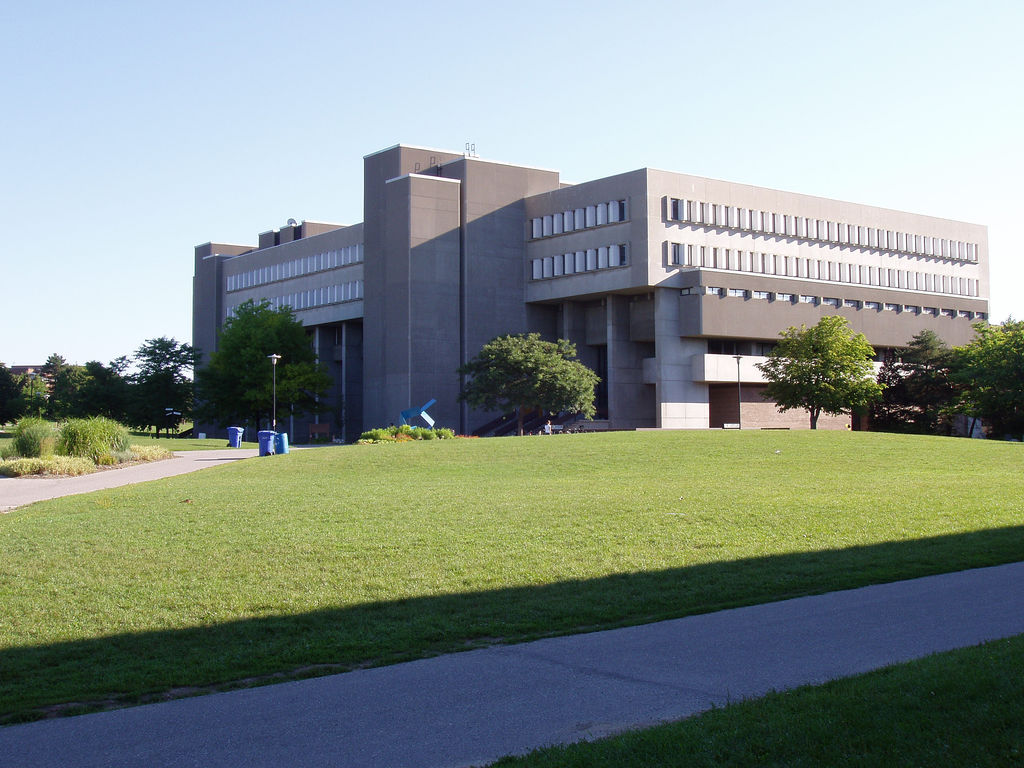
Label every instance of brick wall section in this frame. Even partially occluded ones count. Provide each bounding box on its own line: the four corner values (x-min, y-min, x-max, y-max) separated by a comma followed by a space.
710, 384, 852, 430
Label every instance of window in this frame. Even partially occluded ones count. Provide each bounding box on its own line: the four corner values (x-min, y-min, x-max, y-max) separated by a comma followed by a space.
885, 303, 900, 312
822, 297, 840, 307
775, 292, 795, 302
903, 305, 920, 314
728, 288, 747, 298
923, 306, 938, 316
864, 301, 881, 310
958, 310, 972, 318
706, 286, 723, 295
799, 294, 818, 304
941, 308, 955, 317
843, 299, 860, 308
753, 290, 771, 300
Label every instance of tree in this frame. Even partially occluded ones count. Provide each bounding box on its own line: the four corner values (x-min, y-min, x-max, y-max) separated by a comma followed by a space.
0, 364, 23, 425
48, 365, 89, 419
872, 330, 956, 434
128, 337, 199, 436
195, 300, 331, 430
951, 319, 1024, 439
458, 333, 600, 435
756, 316, 882, 429
76, 360, 132, 423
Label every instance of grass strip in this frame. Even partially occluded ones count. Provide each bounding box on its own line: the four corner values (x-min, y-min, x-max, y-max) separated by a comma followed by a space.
493, 633, 1024, 767
1, 431, 1022, 721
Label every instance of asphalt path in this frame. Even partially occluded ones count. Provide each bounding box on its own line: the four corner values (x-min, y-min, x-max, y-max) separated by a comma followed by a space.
0, 449, 259, 512
2, 561, 1022, 768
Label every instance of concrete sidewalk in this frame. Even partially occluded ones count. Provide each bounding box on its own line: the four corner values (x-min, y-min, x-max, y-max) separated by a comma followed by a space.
2, 561, 1022, 768
0, 449, 259, 512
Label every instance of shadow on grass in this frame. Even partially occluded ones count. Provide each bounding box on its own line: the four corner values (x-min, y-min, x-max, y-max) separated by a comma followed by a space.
3, 526, 1023, 723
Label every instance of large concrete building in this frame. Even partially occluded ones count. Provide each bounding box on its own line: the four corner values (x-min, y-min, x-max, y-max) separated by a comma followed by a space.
193, 143, 989, 439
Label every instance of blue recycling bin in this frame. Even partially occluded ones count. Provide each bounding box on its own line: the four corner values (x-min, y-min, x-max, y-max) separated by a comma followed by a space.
257, 430, 276, 457
227, 426, 243, 448
274, 431, 289, 455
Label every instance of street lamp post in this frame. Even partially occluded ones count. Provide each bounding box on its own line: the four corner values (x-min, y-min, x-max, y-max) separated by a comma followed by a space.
732, 354, 742, 430
268, 354, 282, 430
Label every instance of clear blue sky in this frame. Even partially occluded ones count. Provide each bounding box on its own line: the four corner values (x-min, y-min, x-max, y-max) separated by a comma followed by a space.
2, 0, 1021, 366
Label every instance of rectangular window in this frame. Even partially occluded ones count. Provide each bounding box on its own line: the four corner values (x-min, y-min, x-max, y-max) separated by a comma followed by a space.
596, 202, 608, 226
753, 290, 771, 300
585, 206, 597, 227
543, 257, 554, 278
885, 303, 899, 311
586, 249, 598, 270
574, 208, 585, 229
542, 215, 553, 237
843, 299, 860, 308
864, 301, 880, 310
799, 295, 817, 304
552, 214, 563, 235
564, 253, 575, 274
553, 254, 563, 276
706, 286, 723, 295
823, 297, 840, 307
598, 246, 609, 269
904, 305, 920, 314
563, 211, 574, 232
739, 207, 750, 229
776, 292, 794, 302
575, 251, 586, 272
728, 288, 747, 298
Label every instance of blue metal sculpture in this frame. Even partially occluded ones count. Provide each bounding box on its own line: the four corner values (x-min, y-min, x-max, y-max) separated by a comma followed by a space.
400, 398, 437, 428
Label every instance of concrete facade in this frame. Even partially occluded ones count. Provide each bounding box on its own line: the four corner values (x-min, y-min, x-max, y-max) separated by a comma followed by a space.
193, 144, 989, 439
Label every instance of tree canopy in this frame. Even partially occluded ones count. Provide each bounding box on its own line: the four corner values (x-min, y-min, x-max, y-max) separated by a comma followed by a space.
128, 337, 198, 435
951, 319, 1024, 439
195, 299, 331, 429
757, 316, 882, 429
458, 333, 600, 435
872, 330, 956, 434
0, 364, 22, 425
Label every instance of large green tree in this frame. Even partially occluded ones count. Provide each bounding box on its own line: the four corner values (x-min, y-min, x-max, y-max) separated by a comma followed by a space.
757, 316, 882, 429
196, 300, 331, 430
0, 364, 23, 425
873, 330, 956, 434
951, 319, 1024, 439
129, 337, 198, 436
458, 333, 600, 435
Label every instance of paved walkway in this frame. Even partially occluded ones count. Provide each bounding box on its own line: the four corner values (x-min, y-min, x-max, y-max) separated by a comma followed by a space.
2, 561, 1022, 768
0, 449, 259, 512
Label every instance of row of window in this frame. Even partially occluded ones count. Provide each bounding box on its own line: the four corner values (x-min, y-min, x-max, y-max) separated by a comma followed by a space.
667, 197, 978, 264
690, 285, 985, 320
226, 244, 365, 292
531, 244, 629, 280
225, 280, 364, 318
529, 199, 628, 239
670, 242, 979, 297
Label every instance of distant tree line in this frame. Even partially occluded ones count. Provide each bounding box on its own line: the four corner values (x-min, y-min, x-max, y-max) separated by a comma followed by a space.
0, 337, 196, 436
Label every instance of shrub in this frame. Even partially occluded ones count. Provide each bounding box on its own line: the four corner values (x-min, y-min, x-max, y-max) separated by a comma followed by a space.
0, 456, 95, 477
57, 417, 131, 462
357, 425, 457, 443
9, 417, 56, 459
129, 445, 173, 462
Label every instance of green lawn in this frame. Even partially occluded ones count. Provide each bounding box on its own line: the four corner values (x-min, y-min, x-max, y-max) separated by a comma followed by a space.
0, 430, 1022, 722
494, 634, 1024, 767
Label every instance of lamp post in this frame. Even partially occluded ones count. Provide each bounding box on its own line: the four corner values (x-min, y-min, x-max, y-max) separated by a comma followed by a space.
732, 354, 742, 430
268, 354, 281, 430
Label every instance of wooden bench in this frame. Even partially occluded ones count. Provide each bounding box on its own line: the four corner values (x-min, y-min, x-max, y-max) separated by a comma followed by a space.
308, 423, 332, 443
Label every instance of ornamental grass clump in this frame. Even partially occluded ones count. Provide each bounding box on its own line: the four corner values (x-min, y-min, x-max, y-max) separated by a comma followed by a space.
0, 456, 95, 477
6, 417, 57, 459
57, 417, 131, 463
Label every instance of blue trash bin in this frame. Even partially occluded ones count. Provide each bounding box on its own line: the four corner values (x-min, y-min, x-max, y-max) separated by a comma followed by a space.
274, 432, 289, 455
257, 430, 276, 457
227, 426, 243, 448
